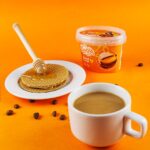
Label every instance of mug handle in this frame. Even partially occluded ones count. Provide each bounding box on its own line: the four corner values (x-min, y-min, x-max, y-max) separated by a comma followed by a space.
124, 112, 147, 138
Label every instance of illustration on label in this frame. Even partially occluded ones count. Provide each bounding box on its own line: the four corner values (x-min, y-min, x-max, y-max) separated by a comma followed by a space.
98, 51, 117, 69
80, 44, 95, 57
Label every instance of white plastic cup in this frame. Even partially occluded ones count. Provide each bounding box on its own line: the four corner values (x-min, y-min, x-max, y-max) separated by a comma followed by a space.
76, 26, 126, 73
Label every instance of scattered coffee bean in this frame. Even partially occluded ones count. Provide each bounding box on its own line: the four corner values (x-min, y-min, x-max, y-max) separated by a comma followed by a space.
33, 112, 40, 119
115, 83, 119, 85
59, 114, 66, 120
29, 99, 36, 103
52, 111, 57, 117
51, 99, 57, 105
14, 104, 20, 109
137, 63, 143, 67
6, 110, 14, 116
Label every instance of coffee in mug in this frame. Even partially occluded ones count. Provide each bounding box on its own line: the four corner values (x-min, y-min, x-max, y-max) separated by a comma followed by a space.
74, 92, 125, 114
68, 83, 148, 147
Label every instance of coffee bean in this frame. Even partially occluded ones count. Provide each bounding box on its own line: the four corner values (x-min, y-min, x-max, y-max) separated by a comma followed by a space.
106, 31, 113, 35
51, 99, 57, 105
14, 104, 20, 109
52, 111, 57, 117
33, 112, 40, 119
105, 32, 113, 37
29, 99, 36, 103
99, 34, 106, 37
59, 114, 66, 120
137, 63, 143, 67
6, 110, 14, 116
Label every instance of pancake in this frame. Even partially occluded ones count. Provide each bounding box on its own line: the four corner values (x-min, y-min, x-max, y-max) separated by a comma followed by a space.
19, 64, 69, 92
18, 78, 68, 93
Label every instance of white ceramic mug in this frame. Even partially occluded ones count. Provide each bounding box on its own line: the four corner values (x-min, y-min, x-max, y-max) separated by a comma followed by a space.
68, 83, 148, 147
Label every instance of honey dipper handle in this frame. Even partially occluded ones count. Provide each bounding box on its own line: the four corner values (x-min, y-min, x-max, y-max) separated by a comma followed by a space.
12, 23, 37, 61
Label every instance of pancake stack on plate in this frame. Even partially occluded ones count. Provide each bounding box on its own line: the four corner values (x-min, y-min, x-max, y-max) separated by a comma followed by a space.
18, 64, 69, 93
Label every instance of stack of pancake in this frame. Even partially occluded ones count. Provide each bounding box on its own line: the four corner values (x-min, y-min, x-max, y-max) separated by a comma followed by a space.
18, 64, 69, 93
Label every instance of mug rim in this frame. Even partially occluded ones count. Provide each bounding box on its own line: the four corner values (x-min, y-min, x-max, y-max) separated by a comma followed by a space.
68, 82, 131, 117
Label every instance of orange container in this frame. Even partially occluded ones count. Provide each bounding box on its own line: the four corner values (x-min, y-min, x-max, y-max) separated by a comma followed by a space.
76, 26, 126, 73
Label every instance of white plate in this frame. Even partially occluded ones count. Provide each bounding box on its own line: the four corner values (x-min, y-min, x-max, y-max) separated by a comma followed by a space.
5, 60, 86, 100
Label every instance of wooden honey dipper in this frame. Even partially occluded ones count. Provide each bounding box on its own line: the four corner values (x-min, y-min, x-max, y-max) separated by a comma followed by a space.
13, 23, 47, 74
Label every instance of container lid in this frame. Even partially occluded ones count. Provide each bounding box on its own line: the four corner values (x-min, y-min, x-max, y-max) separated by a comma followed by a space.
76, 26, 126, 46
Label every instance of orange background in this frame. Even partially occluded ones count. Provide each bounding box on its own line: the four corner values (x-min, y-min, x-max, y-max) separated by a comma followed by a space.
0, 0, 150, 149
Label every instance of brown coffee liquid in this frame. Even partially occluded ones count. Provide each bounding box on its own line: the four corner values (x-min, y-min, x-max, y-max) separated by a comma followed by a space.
74, 92, 125, 114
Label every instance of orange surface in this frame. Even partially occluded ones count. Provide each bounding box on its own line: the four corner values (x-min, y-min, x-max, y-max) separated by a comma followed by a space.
0, 0, 150, 150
